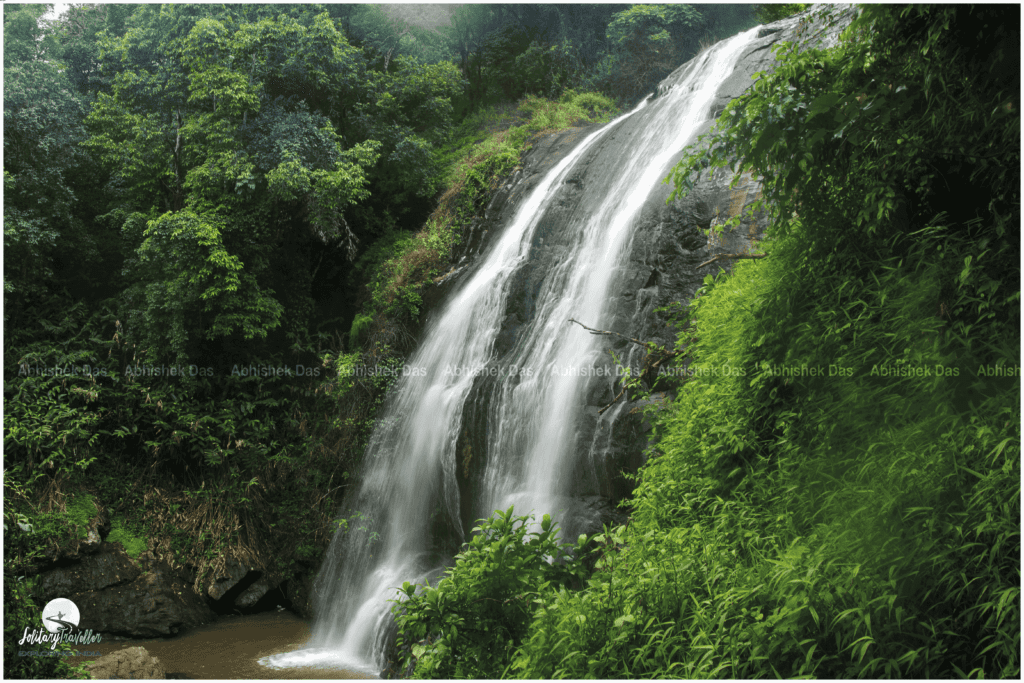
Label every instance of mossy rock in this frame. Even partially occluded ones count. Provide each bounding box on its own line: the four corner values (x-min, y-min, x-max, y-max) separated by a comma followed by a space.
106, 517, 147, 559
65, 493, 98, 539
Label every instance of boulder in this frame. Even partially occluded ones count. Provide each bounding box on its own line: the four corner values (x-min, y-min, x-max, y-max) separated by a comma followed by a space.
283, 571, 316, 620
205, 558, 250, 601
234, 576, 273, 608
71, 559, 214, 637
87, 646, 165, 680
37, 542, 140, 605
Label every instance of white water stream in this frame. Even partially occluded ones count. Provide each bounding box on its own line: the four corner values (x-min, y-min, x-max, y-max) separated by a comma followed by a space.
263, 26, 760, 675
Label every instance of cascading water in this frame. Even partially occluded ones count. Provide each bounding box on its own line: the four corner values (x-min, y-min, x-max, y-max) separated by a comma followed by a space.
263, 25, 760, 675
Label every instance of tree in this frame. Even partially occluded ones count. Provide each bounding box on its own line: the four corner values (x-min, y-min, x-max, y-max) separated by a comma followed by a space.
599, 4, 704, 102
753, 4, 808, 25
443, 4, 499, 108
3, 3, 54, 67
349, 58, 462, 214
51, 3, 134, 98
86, 8, 381, 365
3, 3, 99, 326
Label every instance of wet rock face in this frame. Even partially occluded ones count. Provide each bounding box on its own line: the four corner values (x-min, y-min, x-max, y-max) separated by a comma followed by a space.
87, 645, 166, 680
421, 126, 601, 319
35, 541, 212, 637
71, 556, 214, 637
34, 535, 305, 637
36, 542, 141, 605
283, 572, 316, 620
436, 7, 854, 531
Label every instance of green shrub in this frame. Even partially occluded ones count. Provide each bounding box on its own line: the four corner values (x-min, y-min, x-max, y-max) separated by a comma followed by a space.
348, 313, 374, 350
393, 507, 591, 679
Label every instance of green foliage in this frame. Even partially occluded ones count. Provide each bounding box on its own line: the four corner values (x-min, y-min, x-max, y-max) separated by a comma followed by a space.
393, 507, 591, 678
124, 210, 285, 367
82, 7, 385, 367
50, 3, 133, 97
350, 58, 463, 214
2, 3, 56, 68
65, 494, 98, 538
598, 4, 706, 102
3, 480, 90, 680
348, 314, 374, 351
606, 5, 703, 47
753, 4, 809, 25
3, 17, 93, 312
502, 5, 1020, 679
440, 5, 630, 112
3, 293, 359, 589
106, 516, 147, 558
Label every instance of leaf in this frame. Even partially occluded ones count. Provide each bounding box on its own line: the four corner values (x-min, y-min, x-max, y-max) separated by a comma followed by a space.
808, 92, 842, 115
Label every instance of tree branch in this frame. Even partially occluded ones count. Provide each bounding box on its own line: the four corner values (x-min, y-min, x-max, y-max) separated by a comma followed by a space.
598, 385, 629, 416
567, 318, 649, 348
569, 318, 690, 416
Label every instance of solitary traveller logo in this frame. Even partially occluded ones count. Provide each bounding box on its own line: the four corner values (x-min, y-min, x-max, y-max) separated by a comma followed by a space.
18, 598, 102, 650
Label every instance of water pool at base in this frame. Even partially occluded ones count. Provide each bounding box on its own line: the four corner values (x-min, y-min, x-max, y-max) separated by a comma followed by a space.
68, 612, 374, 679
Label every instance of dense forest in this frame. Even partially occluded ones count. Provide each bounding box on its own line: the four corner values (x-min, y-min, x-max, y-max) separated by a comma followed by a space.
4, 2, 1019, 680
3, 3, 762, 678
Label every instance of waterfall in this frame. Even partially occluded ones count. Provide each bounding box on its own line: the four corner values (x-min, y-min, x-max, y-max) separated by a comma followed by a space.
263, 25, 760, 675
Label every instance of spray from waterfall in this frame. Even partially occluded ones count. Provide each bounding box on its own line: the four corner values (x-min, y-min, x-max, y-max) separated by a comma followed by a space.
262, 25, 761, 675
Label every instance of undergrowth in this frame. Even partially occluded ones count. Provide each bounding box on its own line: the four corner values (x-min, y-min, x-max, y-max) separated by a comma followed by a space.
362, 91, 618, 324
3, 298, 359, 600
511, 221, 1019, 678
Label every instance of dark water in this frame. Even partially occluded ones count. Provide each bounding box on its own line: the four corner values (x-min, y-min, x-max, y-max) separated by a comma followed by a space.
69, 612, 372, 679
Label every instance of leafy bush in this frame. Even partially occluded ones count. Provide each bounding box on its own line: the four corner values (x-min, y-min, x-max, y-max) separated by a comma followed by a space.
3, 479, 90, 680
393, 507, 591, 678
348, 313, 374, 350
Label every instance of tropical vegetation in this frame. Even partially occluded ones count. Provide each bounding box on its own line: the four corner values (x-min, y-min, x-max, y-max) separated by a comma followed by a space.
5, 3, 1017, 679
3, 4, 758, 678
392, 4, 1019, 678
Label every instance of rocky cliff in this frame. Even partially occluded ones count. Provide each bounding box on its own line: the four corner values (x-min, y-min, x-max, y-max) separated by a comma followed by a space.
420, 6, 856, 536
